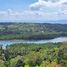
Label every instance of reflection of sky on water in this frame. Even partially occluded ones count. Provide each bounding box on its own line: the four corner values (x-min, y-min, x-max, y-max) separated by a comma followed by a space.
0, 37, 67, 47
49, 37, 67, 43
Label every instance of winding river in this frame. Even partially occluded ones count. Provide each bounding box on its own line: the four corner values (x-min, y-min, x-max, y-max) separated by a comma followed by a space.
0, 37, 67, 46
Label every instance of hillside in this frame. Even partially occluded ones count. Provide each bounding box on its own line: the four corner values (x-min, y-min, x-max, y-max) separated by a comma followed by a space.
0, 43, 67, 67
0, 23, 67, 40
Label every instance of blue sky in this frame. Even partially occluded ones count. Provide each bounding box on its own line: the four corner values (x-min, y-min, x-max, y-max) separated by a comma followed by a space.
0, 0, 67, 23
0, 0, 36, 11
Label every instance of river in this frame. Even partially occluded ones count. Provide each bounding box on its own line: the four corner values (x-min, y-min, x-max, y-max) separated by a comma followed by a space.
0, 37, 67, 46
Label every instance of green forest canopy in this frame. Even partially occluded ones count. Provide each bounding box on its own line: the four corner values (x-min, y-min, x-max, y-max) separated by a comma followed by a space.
0, 42, 67, 67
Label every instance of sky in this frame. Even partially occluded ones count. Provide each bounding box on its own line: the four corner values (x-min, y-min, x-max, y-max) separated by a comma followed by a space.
0, 0, 67, 23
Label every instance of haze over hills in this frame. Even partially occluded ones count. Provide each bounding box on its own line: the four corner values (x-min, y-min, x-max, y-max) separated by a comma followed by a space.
0, 20, 67, 24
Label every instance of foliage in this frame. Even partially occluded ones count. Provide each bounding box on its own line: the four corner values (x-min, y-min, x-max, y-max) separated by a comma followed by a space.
0, 43, 67, 67
0, 23, 67, 40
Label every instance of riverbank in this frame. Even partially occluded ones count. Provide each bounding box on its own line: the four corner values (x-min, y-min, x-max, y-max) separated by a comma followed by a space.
0, 32, 67, 40
0, 37, 67, 46
0, 23, 67, 40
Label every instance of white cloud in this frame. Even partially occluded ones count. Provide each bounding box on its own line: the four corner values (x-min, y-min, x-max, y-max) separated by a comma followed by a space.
0, 8, 67, 21
30, 0, 67, 11
0, 9, 23, 18
0, 0, 67, 21
28, 0, 67, 21
63, 10, 67, 15
0, 9, 41, 20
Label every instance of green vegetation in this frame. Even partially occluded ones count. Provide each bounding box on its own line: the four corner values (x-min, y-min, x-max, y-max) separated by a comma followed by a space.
0, 23, 67, 67
0, 23, 67, 40
0, 43, 67, 67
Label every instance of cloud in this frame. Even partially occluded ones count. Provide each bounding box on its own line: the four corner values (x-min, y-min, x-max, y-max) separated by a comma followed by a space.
0, 0, 67, 21
30, 0, 67, 11
0, 9, 41, 20
0, 8, 67, 21
29, 0, 67, 21
0, 9, 23, 18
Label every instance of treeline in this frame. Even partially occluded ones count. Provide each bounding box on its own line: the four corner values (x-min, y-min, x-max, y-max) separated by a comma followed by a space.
0, 23, 67, 40
0, 43, 67, 67
0, 32, 67, 40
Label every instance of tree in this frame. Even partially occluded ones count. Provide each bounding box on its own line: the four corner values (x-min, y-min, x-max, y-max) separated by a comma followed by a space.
15, 59, 25, 67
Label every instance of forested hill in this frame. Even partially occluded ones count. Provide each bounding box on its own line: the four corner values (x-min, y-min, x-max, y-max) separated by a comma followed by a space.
0, 23, 67, 40
0, 23, 67, 32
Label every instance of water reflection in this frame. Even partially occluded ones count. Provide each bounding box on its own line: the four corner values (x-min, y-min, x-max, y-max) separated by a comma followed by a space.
0, 37, 67, 46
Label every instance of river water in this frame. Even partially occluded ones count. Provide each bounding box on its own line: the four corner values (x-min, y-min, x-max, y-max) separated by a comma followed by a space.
0, 37, 67, 46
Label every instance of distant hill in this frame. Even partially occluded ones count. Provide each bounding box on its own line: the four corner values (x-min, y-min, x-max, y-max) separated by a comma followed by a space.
0, 23, 67, 40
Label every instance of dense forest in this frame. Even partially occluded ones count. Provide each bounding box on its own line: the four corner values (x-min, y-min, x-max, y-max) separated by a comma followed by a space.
0, 43, 67, 67
0, 23, 67, 40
